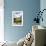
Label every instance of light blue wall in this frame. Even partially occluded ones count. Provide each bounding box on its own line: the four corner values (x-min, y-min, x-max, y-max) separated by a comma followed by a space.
40, 0, 46, 27
4, 0, 40, 42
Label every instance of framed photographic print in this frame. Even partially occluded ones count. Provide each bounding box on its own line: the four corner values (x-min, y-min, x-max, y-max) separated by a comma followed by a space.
12, 11, 23, 26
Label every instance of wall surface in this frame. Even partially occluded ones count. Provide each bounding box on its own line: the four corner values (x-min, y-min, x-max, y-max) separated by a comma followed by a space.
40, 0, 46, 27
4, 0, 40, 42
